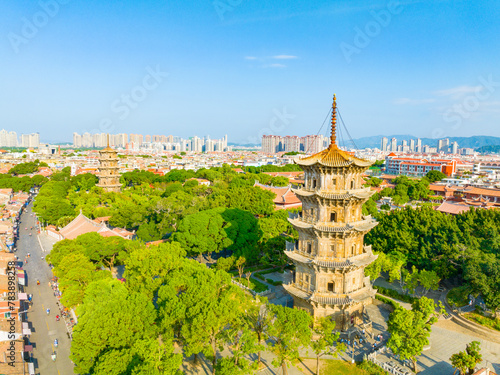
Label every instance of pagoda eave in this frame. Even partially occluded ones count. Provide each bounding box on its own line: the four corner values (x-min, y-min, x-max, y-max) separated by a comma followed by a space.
292, 187, 375, 200
283, 283, 312, 300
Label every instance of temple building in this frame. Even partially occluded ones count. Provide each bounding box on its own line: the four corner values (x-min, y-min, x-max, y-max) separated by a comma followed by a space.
283, 95, 378, 330
97, 141, 122, 193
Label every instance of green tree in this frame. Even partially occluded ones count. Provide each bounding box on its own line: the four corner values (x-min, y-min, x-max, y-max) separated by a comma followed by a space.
267, 304, 313, 375
180, 269, 245, 375
136, 221, 163, 242
54, 252, 111, 307
124, 242, 187, 298
71, 173, 99, 191
387, 297, 443, 373
450, 341, 482, 375
247, 298, 271, 364
311, 317, 345, 375
216, 256, 235, 272
172, 208, 233, 260
270, 176, 289, 187
9, 160, 41, 175
75, 232, 128, 271
425, 170, 446, 183
418, 269, 441, 296
71, 279, 181, 374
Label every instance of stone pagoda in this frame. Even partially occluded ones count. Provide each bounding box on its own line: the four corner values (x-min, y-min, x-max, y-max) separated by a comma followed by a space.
283, 95, 378, 330
97, 138, 122, 193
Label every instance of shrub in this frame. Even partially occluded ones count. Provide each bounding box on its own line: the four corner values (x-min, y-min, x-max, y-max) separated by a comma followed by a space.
357, 361, 389, 375
375, 295, 399, 310
374, 286, 416, 304
447, 285, 470, 308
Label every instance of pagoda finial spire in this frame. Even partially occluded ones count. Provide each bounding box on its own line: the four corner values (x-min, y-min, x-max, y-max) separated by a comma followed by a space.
107, 133, 110, 148
330, 94, 337, 147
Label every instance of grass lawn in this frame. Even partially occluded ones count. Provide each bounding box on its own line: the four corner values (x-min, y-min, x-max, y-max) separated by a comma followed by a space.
235, 277, 268, 293
464, 311, 500, 332
447, 285, 470, 308
294, 359, 388, 375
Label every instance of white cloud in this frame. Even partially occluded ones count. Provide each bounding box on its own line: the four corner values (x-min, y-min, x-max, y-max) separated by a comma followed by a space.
434, 85, 483, 99
268, 63, 286, 68
393, 97, 435, 105
272, 55, 298, 60
244, 56, 257, 60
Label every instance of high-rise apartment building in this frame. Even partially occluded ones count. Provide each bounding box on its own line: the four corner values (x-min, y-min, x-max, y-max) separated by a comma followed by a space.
438, 138, 450, 153
0, 130, 18, 147
284, 136, 301, 153
409, 139, 415, 152
73, 133, 82, 147
390, 138, 397, 152
21, 133, 40, 148
302, 135, 324, 154
262, 135, 283, 153
381, 137, 388, 151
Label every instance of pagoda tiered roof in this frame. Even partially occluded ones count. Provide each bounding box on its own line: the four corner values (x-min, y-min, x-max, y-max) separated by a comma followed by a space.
296, 143, 372, 168
292, 187, 374, 200
283, 283, 375, 306
288, 216, 378, 233
284, 245, 377, 270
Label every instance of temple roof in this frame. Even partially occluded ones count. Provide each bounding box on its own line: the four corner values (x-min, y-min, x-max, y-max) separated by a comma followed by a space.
296, 95, 372, 168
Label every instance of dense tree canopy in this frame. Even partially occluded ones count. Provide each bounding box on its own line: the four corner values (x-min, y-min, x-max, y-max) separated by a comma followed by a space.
8, 159, 47, 175
367, 206, 500, 313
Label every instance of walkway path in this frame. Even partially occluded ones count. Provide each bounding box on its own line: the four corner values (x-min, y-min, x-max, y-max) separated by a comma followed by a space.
371, 277, 500, 374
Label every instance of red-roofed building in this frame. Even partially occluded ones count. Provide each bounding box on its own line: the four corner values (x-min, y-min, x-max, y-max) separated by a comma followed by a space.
429, 184, 500, 207
436, 201, 471, 215
254, 182, 302, 210
54, 212, 135, 241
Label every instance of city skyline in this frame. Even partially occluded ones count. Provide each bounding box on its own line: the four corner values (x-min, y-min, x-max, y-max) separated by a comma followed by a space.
1, 1, 500, 143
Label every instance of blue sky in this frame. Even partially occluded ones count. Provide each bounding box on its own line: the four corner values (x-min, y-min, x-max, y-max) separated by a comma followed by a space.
1, 0, 499, 144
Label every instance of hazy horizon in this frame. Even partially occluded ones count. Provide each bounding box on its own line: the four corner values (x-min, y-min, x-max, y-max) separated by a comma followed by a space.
2, 1, 500, 144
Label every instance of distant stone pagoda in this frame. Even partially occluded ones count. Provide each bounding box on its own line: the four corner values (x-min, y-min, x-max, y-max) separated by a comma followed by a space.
283, 95, 378, 330
97, 139, 121, 193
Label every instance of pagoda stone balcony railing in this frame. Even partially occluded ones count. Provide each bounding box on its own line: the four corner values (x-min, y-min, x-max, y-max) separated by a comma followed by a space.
285, 245, 377, 270
288, 212, 377, 232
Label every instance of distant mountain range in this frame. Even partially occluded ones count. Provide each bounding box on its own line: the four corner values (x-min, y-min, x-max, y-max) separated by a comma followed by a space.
349, 135, 500, 150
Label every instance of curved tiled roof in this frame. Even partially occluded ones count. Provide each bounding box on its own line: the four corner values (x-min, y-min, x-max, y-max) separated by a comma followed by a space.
296, 144, 372, 168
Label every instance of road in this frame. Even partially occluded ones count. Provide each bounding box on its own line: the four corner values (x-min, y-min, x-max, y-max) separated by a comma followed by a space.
18, 203, 75, 374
